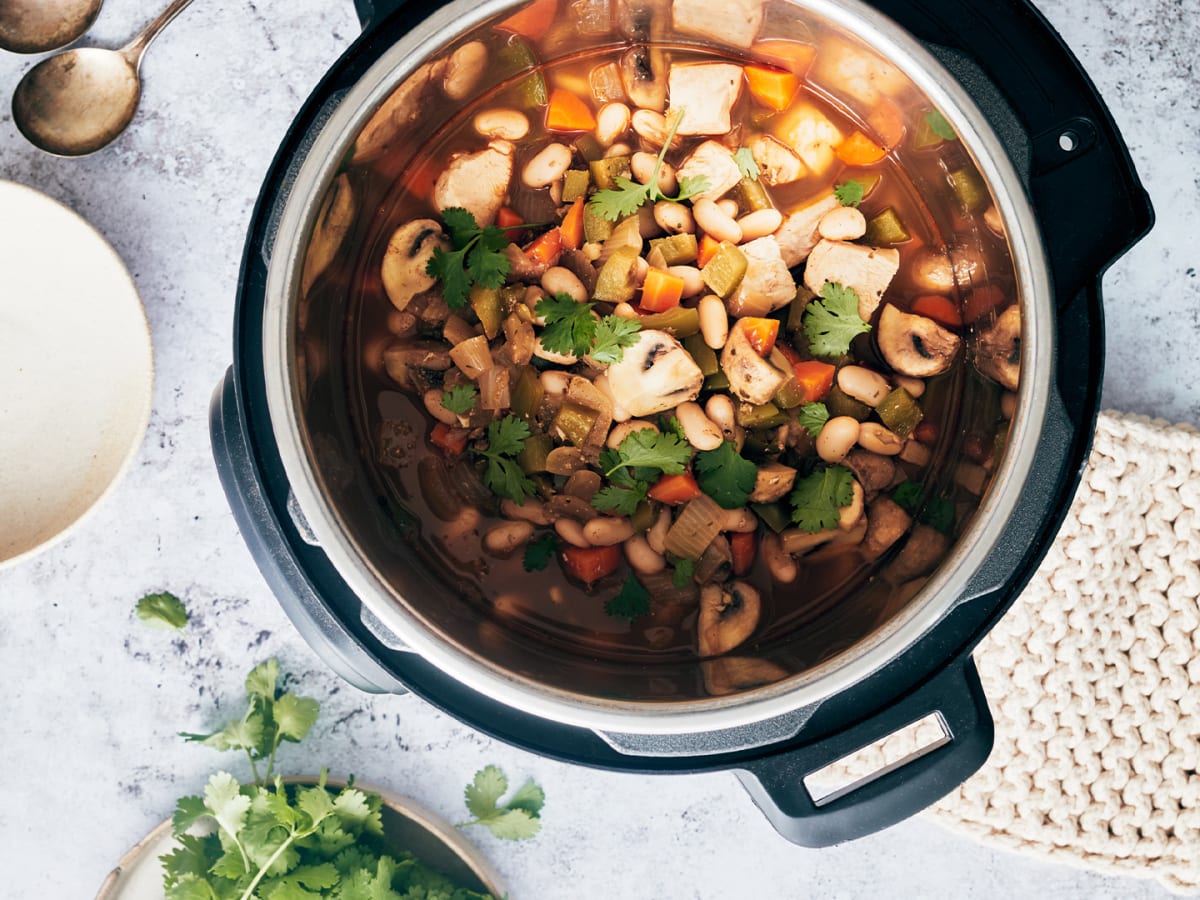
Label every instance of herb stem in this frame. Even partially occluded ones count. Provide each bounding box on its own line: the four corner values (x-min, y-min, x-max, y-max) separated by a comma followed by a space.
238, 829, 301, 900
245, 749, 262, 786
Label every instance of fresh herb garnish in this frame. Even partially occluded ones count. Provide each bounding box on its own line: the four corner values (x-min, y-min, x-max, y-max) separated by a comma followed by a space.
789, 465, 855, 532
605, 572, 651, 620
591, 481, 649, 516
734, 146, 760, 181
458, 765, 545, 841
796, 401, 830, 437
426, 207, 512, 310
477, 415, 537, 503
591, 314, 643, 364
523, 532, 557, 572
833, 179, 864, 207
893, 480, 955, 534
135, 591, 189, 630
588, 109, 711, 221
536, 294, 642, 363
694, 441, 757, 510
803, 282, 871, 359
441, 383, 478, 415
600, 428, 693, 484
672, 557, 696, 588
925, 110, 957, 141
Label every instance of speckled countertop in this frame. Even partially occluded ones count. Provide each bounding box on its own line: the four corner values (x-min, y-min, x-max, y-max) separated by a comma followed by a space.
1, 0, 1196, 897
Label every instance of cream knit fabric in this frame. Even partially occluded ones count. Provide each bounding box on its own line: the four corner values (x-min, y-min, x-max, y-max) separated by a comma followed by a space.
841, 411, 1200, 893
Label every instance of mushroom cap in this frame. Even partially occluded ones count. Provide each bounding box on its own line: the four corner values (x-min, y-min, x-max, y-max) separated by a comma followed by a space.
877, 303, 961, 377
381, 219, 448, 311
974, 304, 1021, 391
604, 329, 703, 417
698, 580, 762, 656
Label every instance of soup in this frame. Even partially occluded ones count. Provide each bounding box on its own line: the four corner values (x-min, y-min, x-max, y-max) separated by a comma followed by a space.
339, 0, 1020, 697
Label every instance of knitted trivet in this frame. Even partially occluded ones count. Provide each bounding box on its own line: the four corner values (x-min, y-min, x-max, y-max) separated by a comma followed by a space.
838, 411, 1200, 893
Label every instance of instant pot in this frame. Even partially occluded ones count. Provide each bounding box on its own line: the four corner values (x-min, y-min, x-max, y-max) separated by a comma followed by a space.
211, 0, 1152, 846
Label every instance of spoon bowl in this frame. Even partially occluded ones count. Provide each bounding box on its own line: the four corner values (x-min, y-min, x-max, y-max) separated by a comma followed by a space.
0, 0, 103, 54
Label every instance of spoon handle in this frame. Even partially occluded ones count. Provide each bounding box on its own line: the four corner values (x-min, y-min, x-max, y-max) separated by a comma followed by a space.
121, 0, 195, 67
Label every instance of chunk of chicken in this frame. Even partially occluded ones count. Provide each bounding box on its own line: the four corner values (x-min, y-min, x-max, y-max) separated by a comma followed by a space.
746, 134, 805, 186
433, 140, 513, 227
675, 140, 743, 202
775, 101, 844, 176
671, 0, 765, 49
604, 329, 703, 417
773, 194, 839, 267
668, 63, 744, 135
748, 462, 797, 503
727, 237, 796, 318
721, 320, 789, 405
353, 59, 447, 163
812, 36, 909, 107
803, 238, 901, 321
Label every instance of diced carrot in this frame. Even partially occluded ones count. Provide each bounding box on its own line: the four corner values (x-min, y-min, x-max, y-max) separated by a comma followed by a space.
697, 233, 721, 269
791, 360, 837, 403
546, 88, 597, 132
744, 64, 800, 113
836, 131, 888, 166
730, 531, 757, 576
497, 206, 529, 244
430, 423, 468, 456
962, 284, 1007, 324
561, 545, 623, 586
647, 473, 703, 505
524, 227, 562, 268
496, 0, 558, 40
751, 40, 817, 76
639, 268, 685, 313
867, 101, 907, 150
911, 294, 963, 328
559, 197, 585, 251
738, 317, 780, 357
400, 155, 441, 201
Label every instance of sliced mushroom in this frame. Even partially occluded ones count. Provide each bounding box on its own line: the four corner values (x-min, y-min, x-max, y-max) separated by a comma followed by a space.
803, 239, 900, 321
842, 449, 897, 496
433, 140, 514, 227
563, 470, 603, 501
746, 134, 805, 186
545, 446, 597, 477
749, 462, 797, 503
727, 236, 796, 318
703, 657, 789, 696
547, 494, 601, 522
380, 219, 448, 311
604, 329, 703, 417
383, 341, 453, 374
675, 140, 743, 202
302, 174, 356, 297
667, 62, 744, 135
698, 581, 762, 656
974, 304, 1021, 391
877, 304, 961, 377
861, 497, 912, 560
619, 45, 667, 111
884, 524, 949, 583
721, 320, 789, 405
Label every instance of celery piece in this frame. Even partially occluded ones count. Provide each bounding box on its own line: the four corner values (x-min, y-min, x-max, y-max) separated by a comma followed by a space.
684, 332, 719, 377
593, 247, 640, 303
630, 500, 657, 533
589, 155, 633, 191
701, 241, 748, 299
498, 37, 548, 108
553, 402, 600, 447
470, 285, 504, 339
949, 166, 989, 213
574, 133, 605, 163
844, 171, 882, 199
704, 370, 731, 391
637, 306, 700, 337
649, 233, 699, 266
563, 169, 591, 203
736, 177, 773, 212
826, 384, 871, 421
510, 366, 545, 422
584, 206, 614, 243
877, 388, 923, 439
911, 113, 944, 150
752, 501, 791, 534
774, 376, 807, 410
737, 401, 785, 429
517, 433, 554, 474
864, 207, 910, 245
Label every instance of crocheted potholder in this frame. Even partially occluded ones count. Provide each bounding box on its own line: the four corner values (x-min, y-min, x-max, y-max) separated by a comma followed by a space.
838, 412, 1200, 893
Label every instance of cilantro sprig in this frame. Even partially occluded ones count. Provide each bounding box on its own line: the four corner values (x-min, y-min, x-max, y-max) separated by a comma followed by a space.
592, 428, 693, 514
135, 591, 189, 630
426, 207, 513, 310
694, 441, 756, 510
477, 415, 537, 503
893, 480, 955, 533
605, 573, 651, 620
796, 401, 830, 437
589, 109, 711, 221
803, 282, 871, 359
834, 179, 864, 207
441, 383, 478, 415
789, 465, 855, 532
458, 765, 546, 840
536, 293, 642, 363
523, 532, 557, 571
734, 147, 760, 181
671, 557, 696, 588
925, 110, 958, 141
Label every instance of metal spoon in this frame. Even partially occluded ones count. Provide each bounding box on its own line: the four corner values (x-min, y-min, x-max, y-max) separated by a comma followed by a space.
11, 0, 194, 157
0, 0, 104, 54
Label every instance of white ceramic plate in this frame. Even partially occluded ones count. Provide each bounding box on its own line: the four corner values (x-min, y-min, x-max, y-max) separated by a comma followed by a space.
0, 180, 153, 569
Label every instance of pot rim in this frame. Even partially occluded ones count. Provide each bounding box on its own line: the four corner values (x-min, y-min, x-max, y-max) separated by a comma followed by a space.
260, 0, 1053, 735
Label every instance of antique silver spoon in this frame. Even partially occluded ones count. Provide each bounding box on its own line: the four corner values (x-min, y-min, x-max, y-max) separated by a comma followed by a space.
0, 0, 104, 54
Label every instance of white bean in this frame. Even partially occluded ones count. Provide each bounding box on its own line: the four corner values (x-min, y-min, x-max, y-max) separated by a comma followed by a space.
837, 366, 891, 407
444, 41, 487, 99
555, 518, 591, 548
1001, 390, 1018, 420
483, 521, 534, 556
984, 204, 1004, 236
858, 422, 904, 455
605, 141, 633, 158
607, 419, 659, 449
634, 255, 650, 286
501, 498, 554, 526
631, 109, 678, 149
762, 532, 798, 583
613, 302, 638, 319
654, 201, 695, 235
542, 267, 588, 303
894, 374, 926, 399
630, 152, 679, 195
704, 394, 736, 437
676, 401, 724, 451
818, 206, 867, 241
817, 416, 861, 463
698, 294, 729, 349
625, 535, 666, 574
523, 142, 573, 188
720, 508, 758, 533
595, 102, 631, 146
838, 480, 864, 530
693, 199, 742, 244
912, 249, 956, 293
716, 198, 740, 218
423, 388, 460, 425
584, 517, 636, 546
540, 370, 571, 396
737, 208, 783, 241
647, 506, 671, 555
582, 241, 603, 261
473, 108, 530, 141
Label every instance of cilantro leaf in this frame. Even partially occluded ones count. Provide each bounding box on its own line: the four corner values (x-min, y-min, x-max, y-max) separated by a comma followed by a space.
590, 315, 642, 365
459, 766, 544, 841
603, 428, 692, 481
273, 693, 319, 744
425, 207, 512, 310
892, 480, 922, 512
441, 384, 477, 415
694, 441, 757, 510
589, 108, 705, 221
244, 658, 279, 699
673, 174, 712, 202
477, 416, 537, 503
136, 591, 189, 630
605, 573, 651, 620
672, 558, 695, 588
734, 146, 760, 181
834, 179, 865, 207
441, 207, 478, 246
536, 293, 597, 359
925, 110, 958, 141
796, 401, 830, 437
803, 282, 871, 359
591, 481, 648, 516
523, 533, 557, 572
892, 480, 955, 534
789, 465, 855, 532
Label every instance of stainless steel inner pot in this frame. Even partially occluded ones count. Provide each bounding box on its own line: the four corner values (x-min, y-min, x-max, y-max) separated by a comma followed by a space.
259, 0, 1051, 737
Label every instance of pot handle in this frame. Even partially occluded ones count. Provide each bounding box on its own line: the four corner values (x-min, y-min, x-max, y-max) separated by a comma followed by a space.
735, 657, 992, 848
209, 367, 410, 695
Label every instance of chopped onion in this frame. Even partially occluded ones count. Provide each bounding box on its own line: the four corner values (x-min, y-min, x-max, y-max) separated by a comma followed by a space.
589, 61, 626, 102
664, 494, 723, 559
449, 334, 493, 380
598, 215, 643, 264
478, 365, 511, 410
693, 535, 732, 584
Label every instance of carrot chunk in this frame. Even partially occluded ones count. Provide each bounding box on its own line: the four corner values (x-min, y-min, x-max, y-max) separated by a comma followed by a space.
739, 317, 780, 357
867, 101, 907, 150
911, 294, 963, 328
745, 64, 800, 112
697, 233, 721, 269
639, 268, 685, 313
648, 473, 704, 505
790, 360, 837, 403
430, 423, 468, 456
496, 0, 558, 40
835, 131, 888, 166
561, 545, 623, 585
546, 88, 597, 132
730, 531, 757, 576
750, 40, 817, 76
524, 227, 562, 268
559, 197, 585, 251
